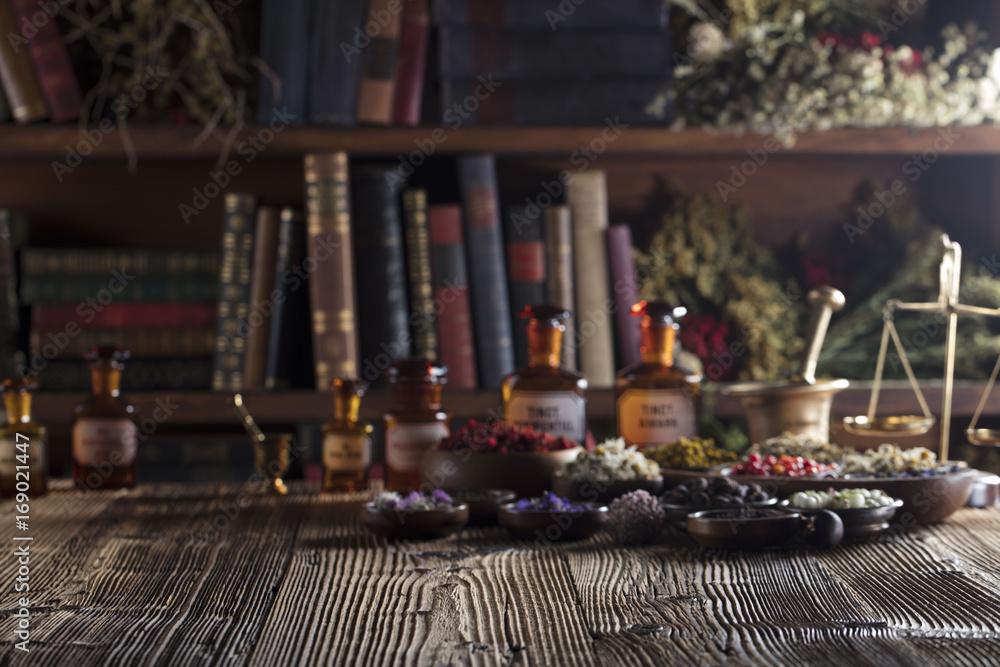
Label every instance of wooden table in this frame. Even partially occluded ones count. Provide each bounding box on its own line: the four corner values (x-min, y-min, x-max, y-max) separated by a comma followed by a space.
2, 482, 999, 666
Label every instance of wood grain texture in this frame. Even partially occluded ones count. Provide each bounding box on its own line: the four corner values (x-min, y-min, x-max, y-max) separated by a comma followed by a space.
0, 483, 997, 665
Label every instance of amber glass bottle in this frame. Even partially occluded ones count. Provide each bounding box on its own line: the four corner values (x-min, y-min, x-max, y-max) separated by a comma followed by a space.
502, 305, 587, 443
72, 347, 138, 489
322, 378, 374, 493
616, 301, 701, 447
0, 379, 47, 497
383, 359, 450, 492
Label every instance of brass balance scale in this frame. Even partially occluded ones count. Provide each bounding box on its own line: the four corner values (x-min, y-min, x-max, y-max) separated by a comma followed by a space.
842, 233, 1000, 461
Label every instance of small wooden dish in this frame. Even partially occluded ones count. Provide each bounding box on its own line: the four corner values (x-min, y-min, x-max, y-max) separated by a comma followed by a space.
686, 508, 804, 549
778, 499, 903, 540
361, 503, 469, 540
447, 490, 516, 526
421, 448, 581, 498
663, 497, 778, 531
497, 503, 608, 542
551, 475, 664, 504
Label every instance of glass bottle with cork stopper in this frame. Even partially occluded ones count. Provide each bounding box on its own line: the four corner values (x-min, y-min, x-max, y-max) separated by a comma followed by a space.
322, 377, 374, 493
383, 359, 450, 492
502, 304, 587, 443
0, 378, 47, 497
72, 346, 138, 490
616, 301, 701, 447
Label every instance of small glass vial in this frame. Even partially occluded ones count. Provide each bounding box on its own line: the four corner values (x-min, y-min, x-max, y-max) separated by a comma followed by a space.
72, 346, 139, 490
501, 305, 587, 443
322, 378, 373, 493
383, 359, 450, 493
0, 378, 47, 498
616, 301, 701, 447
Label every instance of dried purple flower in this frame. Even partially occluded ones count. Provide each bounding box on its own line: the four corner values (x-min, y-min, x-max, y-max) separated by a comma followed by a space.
609, 490, 666, 546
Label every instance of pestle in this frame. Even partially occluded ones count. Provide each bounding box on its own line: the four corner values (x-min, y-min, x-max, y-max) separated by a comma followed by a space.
796, 286, 846, 385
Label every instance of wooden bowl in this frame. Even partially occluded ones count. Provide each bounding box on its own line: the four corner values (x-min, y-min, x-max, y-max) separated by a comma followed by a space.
447, 490, 516, 526
361, 503, 469, 540
778, 499, 903, 540
551, 475, 664, 504
420, 448, 581, 498
725, 469, 976, 524
687, 508, 804, 549
664, 497, 778, 531
498, 503, 608, 542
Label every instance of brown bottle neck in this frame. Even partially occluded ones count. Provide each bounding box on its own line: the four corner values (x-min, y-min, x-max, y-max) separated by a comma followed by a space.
332, 391, 361, 425
391, 383, 443, 412
527, 324, 563, 368
3, 392, 31, 424
91, 366, 122, 397
640, 321, 676, 367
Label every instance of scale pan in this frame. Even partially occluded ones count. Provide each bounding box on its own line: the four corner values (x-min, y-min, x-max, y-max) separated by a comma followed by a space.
967, 428, 1000, 446
842, 415, 935, 436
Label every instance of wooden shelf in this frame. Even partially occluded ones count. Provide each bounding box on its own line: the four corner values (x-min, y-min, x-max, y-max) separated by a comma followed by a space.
0, 124, 996, 159
30, 381, 1000, 427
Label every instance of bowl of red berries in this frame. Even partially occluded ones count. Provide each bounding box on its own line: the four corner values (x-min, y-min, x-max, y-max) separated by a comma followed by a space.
420, 420, 581, 498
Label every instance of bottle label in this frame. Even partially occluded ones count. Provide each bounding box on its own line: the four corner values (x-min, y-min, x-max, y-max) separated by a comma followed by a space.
385, 422, 449, 474
73, 419, 137, 466
0, 436, 45, 478
323, 433, 371, 472
505, 391, 586, 443
617, 389, 696, 446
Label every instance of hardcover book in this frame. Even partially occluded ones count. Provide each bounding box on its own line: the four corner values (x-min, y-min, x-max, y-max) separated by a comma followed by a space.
393, 0, 430, 125
243, 206, 282, 391
0, 0, 46, 122
544, 205, 576, 371
30, 327, 216, 359
607, 224, 642, 369
432, 0, 668, 28
10, 0, 82, 122
352, 165, 412, 378
356, 0, 403, 124
427, 204, 477, 390
567, 171, 615, 387
212, 192, 257, 392
19, 275, 219, 303
309, 0, 367, 124
21, 248, 219, 275
33, 358, 214, 391
503, 204, 545, 368
31, 302, 218, 329
258, 0, 311, 124
265, 207, 314, 390
457, 154, 514, 388
402, 189, 438, 360
304, 152, 360, 389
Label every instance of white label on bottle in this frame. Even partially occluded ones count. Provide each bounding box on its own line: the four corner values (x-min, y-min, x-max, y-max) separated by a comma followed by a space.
617, 389, 696, 446
73, 419, 137, 466
0, 437, 45, 478
505, 391, 586, 443
385, 422, 449, 474
323, 433, 371, 472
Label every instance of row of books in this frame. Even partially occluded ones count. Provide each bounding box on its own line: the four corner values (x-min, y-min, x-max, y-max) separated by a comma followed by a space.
0, 0, 82, 123
219, 152, 641, 392
260, 0, 673, 127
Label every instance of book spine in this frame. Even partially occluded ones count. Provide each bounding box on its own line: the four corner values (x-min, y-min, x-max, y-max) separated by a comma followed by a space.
356, 0, 403, 124
30, 302, 218, 329
33, 358, 214, 392
427, 204, 477, 390
457, 154, 514, 388
9, 0, 81, 122
607, 224, 641, 369
19, 275, 219, 303
503, 204, 545, 368
0, 0, 47, 123
438, 29, 670, 80
21, 249, 219, 275
304, 153, 359, 389
544, 204, 576, 371
243, 206, 282, 391
568, 171, 614, 387
0, 78, 10, 121
402, 188, 437, 360
308, 0, 367, 124
212, 192, 257, 391
352, 165, 411, 377
266, 207, 313, 390
432, 0, 668, 28
392, 0, 429, 125
257, 0, 310, 124
30, 327, 216, 359
440, 80, 669, 125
